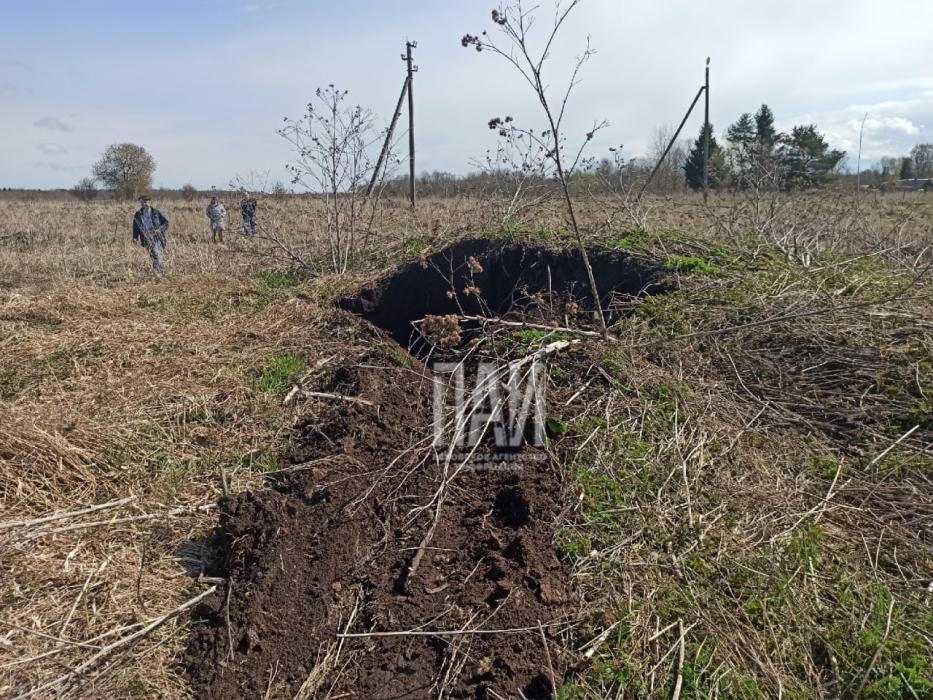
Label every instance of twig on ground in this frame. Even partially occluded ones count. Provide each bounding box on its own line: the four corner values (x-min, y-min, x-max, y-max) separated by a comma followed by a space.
336, 622, 565, 639
0, 496, 136, 531
671, 619, 685, 700
538, 620, 556, 694
19, 504, 216, 541
284, 387, 375, 407
11, 585, 217, 700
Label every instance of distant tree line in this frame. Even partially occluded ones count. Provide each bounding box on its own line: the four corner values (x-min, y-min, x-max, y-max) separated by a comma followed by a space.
379, 104, 856, 197
59, 129, 932, 204
864, 144, 933, 187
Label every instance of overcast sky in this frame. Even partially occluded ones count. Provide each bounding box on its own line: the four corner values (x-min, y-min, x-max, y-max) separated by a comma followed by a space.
2, 0, 932, 189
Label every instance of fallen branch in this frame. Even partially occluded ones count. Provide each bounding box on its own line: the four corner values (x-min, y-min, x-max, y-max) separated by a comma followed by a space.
21, 504, 216, 540
671, 619, 685, 700
11, 586, 217, 700
454, 314, 610, 339
851, 597, 895, 699
0, 496, 136, 531
581, 621, 620, 658
284, 387, 375, 407
538, 619, 556, 694
337, 621, 565, 639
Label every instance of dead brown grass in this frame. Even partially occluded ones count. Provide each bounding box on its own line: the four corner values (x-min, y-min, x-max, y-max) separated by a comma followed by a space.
0, 189, 930, 698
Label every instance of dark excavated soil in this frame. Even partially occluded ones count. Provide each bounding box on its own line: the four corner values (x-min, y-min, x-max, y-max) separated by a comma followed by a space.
184, 240, 667, 698
184, 361, 569, 698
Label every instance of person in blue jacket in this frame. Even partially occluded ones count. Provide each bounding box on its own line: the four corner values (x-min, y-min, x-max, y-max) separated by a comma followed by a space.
132, 195, 169, 274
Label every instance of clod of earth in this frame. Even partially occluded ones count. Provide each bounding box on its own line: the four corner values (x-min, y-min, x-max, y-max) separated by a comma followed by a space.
184, 240, 670, 699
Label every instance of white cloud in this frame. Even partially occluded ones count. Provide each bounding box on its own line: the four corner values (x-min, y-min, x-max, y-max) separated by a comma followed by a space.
34, 116, 73, 133
859, 116, 921, 136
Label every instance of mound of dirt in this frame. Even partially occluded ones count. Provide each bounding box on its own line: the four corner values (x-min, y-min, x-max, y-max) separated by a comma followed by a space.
184, 241, 668, 698
184, 364, 572, 699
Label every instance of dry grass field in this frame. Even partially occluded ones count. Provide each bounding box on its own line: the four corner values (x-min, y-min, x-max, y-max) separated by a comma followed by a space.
1, 191, 931, 698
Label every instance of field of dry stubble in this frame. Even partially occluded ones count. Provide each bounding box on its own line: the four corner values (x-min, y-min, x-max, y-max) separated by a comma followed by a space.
1, 190, 931, 699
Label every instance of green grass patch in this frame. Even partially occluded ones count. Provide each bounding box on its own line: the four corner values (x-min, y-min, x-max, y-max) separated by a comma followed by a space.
135, 290, 269, 322
401, 234, 430, 256
634, 291, 691, 336
825, 586, 933, 699
665, 254, 721, 276
509, 328, 575, 346
603, 228, 650, 252
801, 455, 845, 479
256, 269, 305, 289
252, 354, 306, 394
0, 370, 25, 398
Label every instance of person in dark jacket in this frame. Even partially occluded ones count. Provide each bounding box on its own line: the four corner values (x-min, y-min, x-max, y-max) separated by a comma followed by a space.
240, 191, 258, 238
132, 196, 169, 274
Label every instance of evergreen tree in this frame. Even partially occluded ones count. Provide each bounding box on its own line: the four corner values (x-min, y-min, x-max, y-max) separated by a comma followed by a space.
753, 104, 782, 187
726, 113, 756, 185
684, 122, 726, 191
899, 157, 914, 180
754, 104, 777, 146
778, 125, 845, 189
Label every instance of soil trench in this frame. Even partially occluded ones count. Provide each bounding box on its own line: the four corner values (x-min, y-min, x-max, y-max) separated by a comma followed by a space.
339, 238, 666, 354
184, 240, 666, 698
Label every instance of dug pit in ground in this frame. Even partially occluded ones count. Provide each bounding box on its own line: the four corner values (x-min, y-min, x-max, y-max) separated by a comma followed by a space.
184, 240, 669, 698
339, 238, 668, 355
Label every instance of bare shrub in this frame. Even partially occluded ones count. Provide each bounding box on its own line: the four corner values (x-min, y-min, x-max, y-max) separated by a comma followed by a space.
279, 85, 396, 273
70, 177, 99, 203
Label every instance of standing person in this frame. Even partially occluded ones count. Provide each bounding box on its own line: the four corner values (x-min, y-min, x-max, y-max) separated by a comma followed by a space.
132, 195, 169, 274
240, 191, 258, 238
206, 196, 226, 243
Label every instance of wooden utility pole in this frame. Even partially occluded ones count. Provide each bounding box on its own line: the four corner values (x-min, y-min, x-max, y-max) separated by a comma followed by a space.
366, 76, 409, 197
703, 57, 710, 204
404, 41, 418, 208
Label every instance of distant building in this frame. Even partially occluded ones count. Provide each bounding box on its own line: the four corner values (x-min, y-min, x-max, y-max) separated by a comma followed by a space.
898, 178, 932, 192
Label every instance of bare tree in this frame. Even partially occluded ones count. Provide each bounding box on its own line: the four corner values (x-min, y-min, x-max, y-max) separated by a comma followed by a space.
279, 86, 395, 273
70, 177, 99, 202
648, 125, 687, 193
911, 143, 933, 178
463, 1, 608, 332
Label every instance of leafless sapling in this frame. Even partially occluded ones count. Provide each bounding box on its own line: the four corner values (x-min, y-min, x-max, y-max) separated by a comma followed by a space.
463, 1, 608, 332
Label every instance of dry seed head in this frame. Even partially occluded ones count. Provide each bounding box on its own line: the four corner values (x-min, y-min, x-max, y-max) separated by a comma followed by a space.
421, 314, 462, 348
